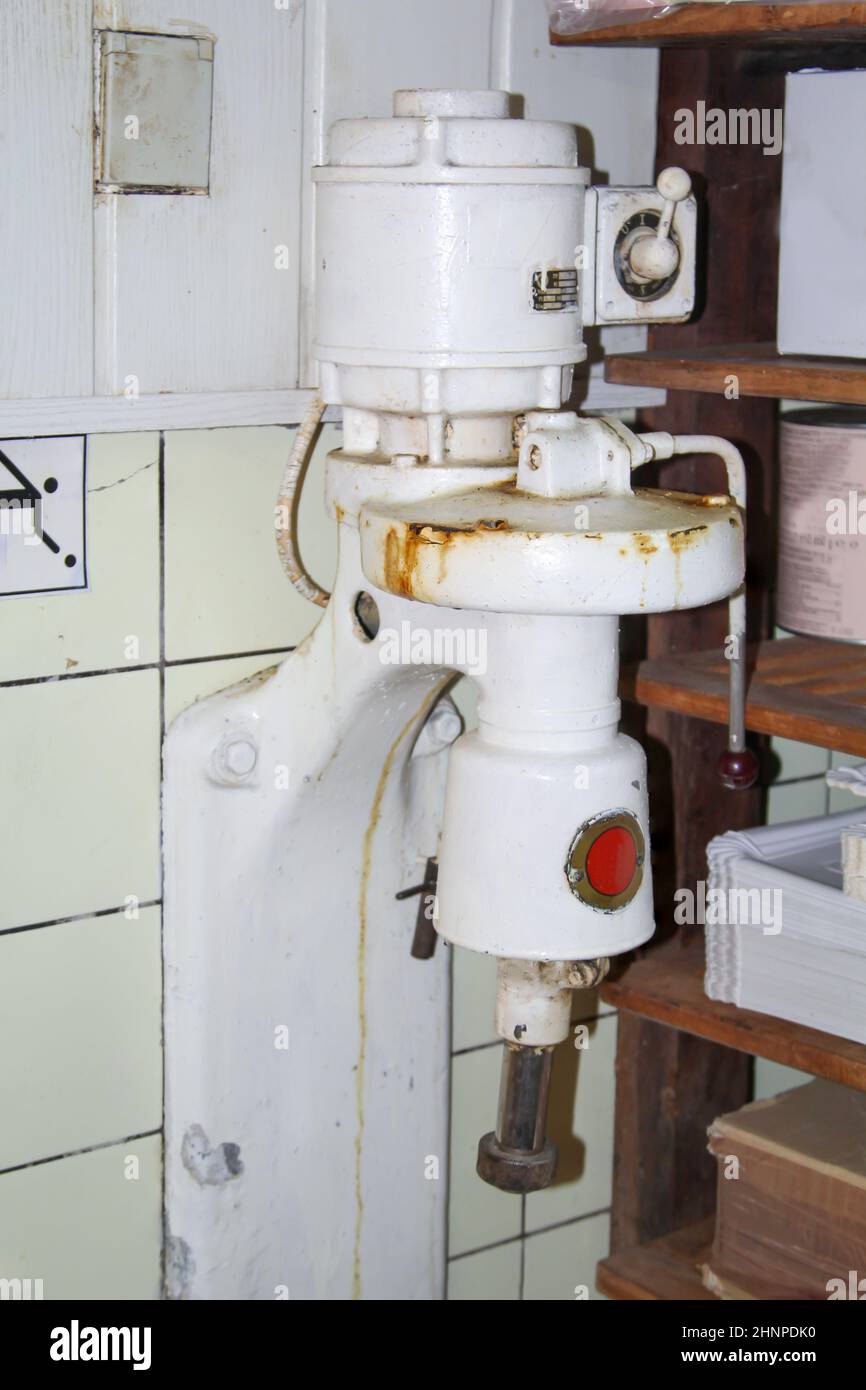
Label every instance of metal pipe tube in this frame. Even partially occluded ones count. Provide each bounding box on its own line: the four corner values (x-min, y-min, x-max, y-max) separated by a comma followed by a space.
495, 1043, 554, 1153
476, 1042, 558, 1194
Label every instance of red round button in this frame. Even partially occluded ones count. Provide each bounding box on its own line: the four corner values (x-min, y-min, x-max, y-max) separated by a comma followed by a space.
585, 825, 638, 897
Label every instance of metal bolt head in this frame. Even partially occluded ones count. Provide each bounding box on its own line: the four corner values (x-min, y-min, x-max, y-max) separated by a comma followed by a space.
476, 1132, 557, 1194
224, 738, 257, 778
210, 731, 259, 786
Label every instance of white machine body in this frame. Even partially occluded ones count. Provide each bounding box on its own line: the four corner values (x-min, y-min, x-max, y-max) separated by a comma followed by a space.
163, 88, 741, 1295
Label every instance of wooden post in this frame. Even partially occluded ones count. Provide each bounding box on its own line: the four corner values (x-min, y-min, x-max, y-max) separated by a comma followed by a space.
611, 46, 784, 1252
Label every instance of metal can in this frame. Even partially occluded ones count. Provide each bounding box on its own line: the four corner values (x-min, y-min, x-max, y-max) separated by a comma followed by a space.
777, 409, 866, 643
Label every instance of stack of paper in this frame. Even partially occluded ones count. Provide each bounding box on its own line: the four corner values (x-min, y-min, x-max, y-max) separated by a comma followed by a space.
705, 808, 866, 1044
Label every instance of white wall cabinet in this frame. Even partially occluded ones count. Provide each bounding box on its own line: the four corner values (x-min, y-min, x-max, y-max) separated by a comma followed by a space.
0, 0, 658, 426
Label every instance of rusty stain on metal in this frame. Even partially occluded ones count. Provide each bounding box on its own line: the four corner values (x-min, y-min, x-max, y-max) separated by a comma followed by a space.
668, 524, 709, 553
653, 487, 733, 507
632, 531, 658, 556
226, 663, 280, 697
382, 518, 497, 597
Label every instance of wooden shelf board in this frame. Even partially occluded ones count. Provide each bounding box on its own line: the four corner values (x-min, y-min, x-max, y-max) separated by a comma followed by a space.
621, 637, 866, 758
602, 945, 866, 1090
597, 1217, 717, 1300
604, 343, 866, 405
551, 3, 866, 47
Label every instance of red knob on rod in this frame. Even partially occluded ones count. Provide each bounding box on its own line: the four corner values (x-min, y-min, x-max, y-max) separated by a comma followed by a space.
719, 587, 759, 790
718, 746, 759, 790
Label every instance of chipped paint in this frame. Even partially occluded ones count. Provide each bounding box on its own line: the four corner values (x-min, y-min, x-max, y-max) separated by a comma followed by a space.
181, 1123, 243, 1186
632, 531, 658, 556
668, 524, 708, 553
164, 1232, 195, 1301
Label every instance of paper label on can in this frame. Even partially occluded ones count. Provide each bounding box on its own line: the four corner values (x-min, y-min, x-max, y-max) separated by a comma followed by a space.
778, 421, 866, 642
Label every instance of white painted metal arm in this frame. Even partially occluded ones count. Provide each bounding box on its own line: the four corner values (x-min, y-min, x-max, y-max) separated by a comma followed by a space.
633, 432, 757, 788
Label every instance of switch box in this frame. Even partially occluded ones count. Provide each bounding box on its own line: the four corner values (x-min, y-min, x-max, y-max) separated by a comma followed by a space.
97, 31, 214, 192
584, 185, 697, 326
0, 437, 86, 597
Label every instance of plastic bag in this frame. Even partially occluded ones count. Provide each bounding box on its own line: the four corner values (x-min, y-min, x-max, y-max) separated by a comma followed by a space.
547, 0, 847, 38
546, 0, 679, 37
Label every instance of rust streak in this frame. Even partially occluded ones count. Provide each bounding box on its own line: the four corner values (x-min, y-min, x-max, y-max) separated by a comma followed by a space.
669, 524, 709, 554
632, 531, 658, 556
382, 520, 488, 598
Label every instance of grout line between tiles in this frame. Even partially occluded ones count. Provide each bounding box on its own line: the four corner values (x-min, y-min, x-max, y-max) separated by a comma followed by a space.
447, 1204, 611, 1264
769, 772, 832, 789
519, 1194, 526, 1300
0, 1128, 163, 1179
0, 647, 297, 691
0, 662, 160, 689
0, 900, 162, 938
158, 431, 167, 1303
165, 646, 293, 669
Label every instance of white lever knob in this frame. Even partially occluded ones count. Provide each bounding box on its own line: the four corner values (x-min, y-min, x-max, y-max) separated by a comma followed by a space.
627, 166, 691, 283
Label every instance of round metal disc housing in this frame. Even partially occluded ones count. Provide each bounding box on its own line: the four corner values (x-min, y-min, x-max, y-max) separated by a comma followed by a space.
360, 486, 743, 616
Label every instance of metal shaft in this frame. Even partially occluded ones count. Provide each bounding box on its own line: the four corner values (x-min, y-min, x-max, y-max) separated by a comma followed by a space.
476, 1042, 558, 1194
496, 1042, 554, 1151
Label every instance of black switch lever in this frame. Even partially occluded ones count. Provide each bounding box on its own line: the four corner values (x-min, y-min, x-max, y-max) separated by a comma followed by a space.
395, 856, 439, 959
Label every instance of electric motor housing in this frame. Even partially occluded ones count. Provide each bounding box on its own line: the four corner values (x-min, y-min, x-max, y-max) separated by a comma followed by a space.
313, 89, 589, 421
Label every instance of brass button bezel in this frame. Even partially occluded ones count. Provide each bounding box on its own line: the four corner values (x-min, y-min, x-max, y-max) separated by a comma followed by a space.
565, 809, 645, 912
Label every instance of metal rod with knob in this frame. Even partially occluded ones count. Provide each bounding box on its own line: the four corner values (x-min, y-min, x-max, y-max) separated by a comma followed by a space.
627, 166, 692, 284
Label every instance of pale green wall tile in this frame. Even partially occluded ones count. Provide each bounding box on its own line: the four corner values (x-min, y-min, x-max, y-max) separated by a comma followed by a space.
0, 669, 160, 928
449, 1045, 522, 1255
0, 1135, 161, 1300
447, 1242, 522, 1300
452, 949, 498, 1052
165, 652, 289, 727
0, 908, 161, 1170
524, 1014, 615, 1232
766, 778, 827, 825
0, 433, 160, 683
828, 786, 866, 814
768, 737, 829, 783
523, 1211, 611, 1301
831, 750, 865, 769
163, 424, 338, 661
753, 1058, 811, 1102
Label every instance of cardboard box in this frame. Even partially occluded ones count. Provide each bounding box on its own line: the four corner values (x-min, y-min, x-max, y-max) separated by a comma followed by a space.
705, 1080, 866, 1300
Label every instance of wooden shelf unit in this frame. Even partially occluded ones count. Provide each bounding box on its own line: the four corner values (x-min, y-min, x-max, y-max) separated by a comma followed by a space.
550, 2, 866, 47
621, 637, 866, 758
605, 342, 866, 405
569, 23, 866, 1303
597, 1218, 716, 1301
603, 946, 866, 1092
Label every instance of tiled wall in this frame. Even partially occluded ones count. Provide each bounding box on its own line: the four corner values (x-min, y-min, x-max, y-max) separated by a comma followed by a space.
0, 424, 336, 1299
0, 419, 618, 1301
3, 427, 861, 1301
448, 967, 615, 1300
